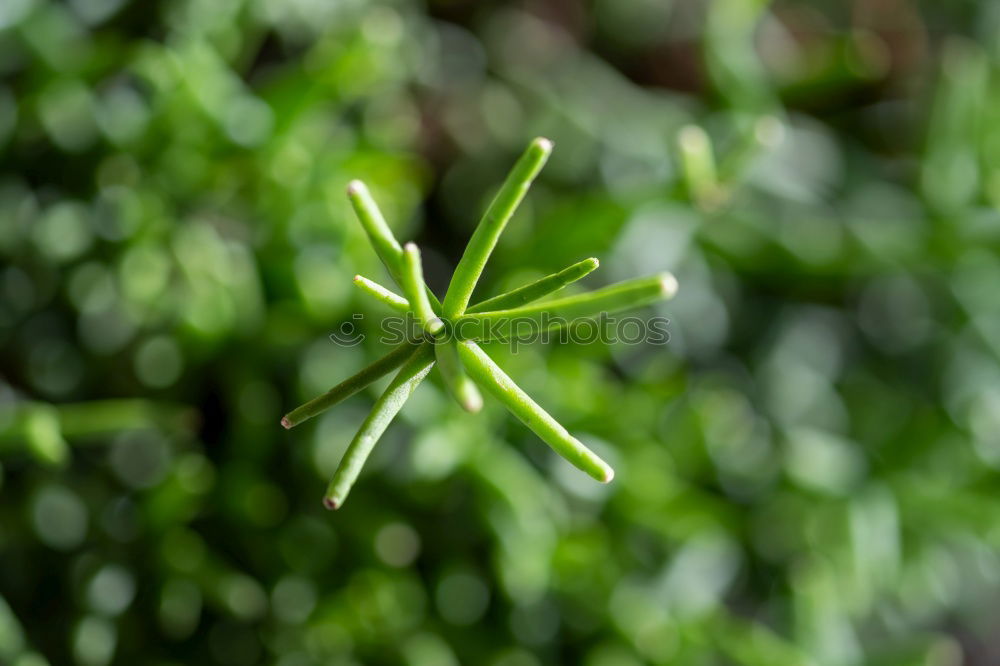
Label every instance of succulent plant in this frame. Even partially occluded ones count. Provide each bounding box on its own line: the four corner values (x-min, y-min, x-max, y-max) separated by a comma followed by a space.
282, 138, 678, 509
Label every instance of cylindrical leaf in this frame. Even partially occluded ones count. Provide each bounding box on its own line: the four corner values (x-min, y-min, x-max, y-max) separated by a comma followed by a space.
401, 243, 444, 337
434, 340, 483, 412
354, 275, 409, 314
457, 340, 613, 483
466, 257, 599, 313
455, 273, 678, 341
281, 343, 417, 429
323, 344, 435, 509
442, 138, 552, 318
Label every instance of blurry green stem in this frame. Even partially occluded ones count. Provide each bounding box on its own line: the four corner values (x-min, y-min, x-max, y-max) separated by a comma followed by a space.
434, 340, 483, 412
455, 273, 678, 341
442, 138, 552, 318
466, 257, 599, 313
21, 404, 68, 466
323, 344, 435, 509
354, 275, 409, 314
677, 125, 720, 208
401, 243, 444, 337
282, 343, 416, 429
456, 340, 613, 482
0, 400, 197, 464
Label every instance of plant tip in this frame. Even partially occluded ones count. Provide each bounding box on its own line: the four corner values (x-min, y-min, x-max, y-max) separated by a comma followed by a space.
280, 416, 292, 429
658, 272, 679, 298
533, 137, 553, 152
323, 496, 340, 510
601, 466, 615, 483
346, 180, 365, 196
678, 125, 708, 151
463, 393, 484, 413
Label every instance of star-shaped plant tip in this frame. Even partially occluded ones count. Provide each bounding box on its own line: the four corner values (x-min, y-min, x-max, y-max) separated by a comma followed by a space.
282, 138, 679, 509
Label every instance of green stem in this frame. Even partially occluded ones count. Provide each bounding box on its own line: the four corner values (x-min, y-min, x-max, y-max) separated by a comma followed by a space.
56, 399, 195, 436
677, 125, 719, 208
434, 340, 483, 412
442, 138, 552, 318
466, 257, 599, 313
22, 404, 68, 467
353, 274, 409, 314
454, 273, 678, 341
281, 343, 416, 429
401, 243, 444, 337
347, 180, 442, 311
0, 400, 197, 462
456, 340, 613, 482
323, 344, 435, 509
347, 180, 406, 285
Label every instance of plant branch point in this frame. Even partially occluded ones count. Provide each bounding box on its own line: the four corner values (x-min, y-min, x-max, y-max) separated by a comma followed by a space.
427, 316, 445, 337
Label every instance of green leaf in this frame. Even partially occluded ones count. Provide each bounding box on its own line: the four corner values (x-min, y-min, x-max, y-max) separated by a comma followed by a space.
281, 343, 417, 429
347, 180, 442, 310
323, 344, 435, 509
455, 273, 678, 341
442, 137, 552, 318
401, 243, 444, 337
466, 257, 599, 313
353, 274, 409, 314
434, 339, 483, 412
457, 340, 613, 482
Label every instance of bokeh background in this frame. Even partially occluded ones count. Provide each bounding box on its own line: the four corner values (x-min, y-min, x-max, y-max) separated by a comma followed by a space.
2, 0, 1000, 664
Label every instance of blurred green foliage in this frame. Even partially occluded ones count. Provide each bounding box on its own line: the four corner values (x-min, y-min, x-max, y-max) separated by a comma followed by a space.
1, 0, 1000, 664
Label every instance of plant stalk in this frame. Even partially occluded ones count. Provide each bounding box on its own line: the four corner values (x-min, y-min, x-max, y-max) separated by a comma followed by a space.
454, 273, 678, 341
466, 257, 599, 313
434, 340, 483, 412
281, 343, 417, 429
442, 138, 552, 318
323, 344, 435, 509
401, 243, 444, 337
456, 340, 613, 482
354, 275, 410, 314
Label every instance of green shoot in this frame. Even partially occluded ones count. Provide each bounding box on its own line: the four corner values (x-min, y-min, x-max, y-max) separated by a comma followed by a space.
442, 138, 552, 318
455, 273, 678, 341
466, 257, 600, 314
285, 138, 678, 508
353, 275, 409, 314
281, 343, 417, 429
457, 340, 614, 482
401, 243, 444, 338
434, 340, 483, 413
323, 344, 435, 509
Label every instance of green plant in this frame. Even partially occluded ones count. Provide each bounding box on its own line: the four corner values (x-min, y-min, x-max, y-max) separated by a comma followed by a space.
282, 138, 678, 509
